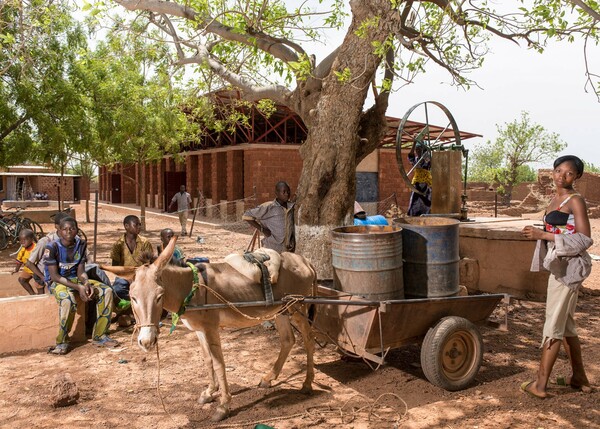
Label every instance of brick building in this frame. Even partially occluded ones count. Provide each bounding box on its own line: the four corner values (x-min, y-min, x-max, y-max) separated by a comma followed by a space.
0, 165, 82, 203
99, 92, 480, 213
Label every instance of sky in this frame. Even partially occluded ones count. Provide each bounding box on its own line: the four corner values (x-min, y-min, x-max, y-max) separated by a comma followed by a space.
383, 39, 600, 168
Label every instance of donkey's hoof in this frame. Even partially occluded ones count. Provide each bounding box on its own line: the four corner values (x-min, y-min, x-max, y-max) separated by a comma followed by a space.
258, 379, 272, 389
211, 406, 230, 422
198, 393, 216, 404
300, 385, 313, 395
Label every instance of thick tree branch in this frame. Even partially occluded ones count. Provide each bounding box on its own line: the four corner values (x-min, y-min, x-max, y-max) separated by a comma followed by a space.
114, 0, 301, 63
568, 0, 600, 21
0, 113, 29, 142
356, 48, 395, 164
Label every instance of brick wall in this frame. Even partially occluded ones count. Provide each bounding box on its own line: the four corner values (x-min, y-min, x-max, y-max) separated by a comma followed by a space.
211, 152, 227, 202
243, 146, 302, 203
200, 153, 212, 199
99, 145, 418, 210
33, 176, 74, 200
573, 172, 600, 203
121, 164, 137, 204
227, 150, 244, 201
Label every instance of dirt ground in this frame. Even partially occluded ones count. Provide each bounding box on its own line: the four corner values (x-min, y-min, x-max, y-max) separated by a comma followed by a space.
1, 202, 600, 429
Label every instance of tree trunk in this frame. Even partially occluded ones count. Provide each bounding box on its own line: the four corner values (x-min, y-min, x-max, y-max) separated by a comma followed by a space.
85, 176, 91, 223
294, 0, 393, 278
138, 161, 147, 231
58, 165, 64, 212
296, 0, 393, 227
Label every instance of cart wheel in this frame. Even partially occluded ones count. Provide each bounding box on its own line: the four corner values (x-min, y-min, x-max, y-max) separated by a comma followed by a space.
420, 316, 483, 391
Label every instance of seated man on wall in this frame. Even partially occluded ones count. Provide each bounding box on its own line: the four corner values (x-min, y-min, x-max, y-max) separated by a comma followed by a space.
45, 217, 117, 355
26, 212, 71, 289
110, 215, 154, 309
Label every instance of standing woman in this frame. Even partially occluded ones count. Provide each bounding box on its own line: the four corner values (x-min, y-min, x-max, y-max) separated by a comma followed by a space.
521, 155, 593, 398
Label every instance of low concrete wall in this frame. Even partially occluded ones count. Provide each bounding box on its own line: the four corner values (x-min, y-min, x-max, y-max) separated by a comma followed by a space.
459, 218, 550, 301
18, 207, 76, 224
0, 272, 29, 298
3, 200, 49, 208
0, 274, 86, 354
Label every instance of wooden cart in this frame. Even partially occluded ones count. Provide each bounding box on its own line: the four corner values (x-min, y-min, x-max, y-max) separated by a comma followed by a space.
305, 285, 506, 391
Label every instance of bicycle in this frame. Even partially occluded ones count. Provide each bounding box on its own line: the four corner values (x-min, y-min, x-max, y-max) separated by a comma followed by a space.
0, 208, 45, 250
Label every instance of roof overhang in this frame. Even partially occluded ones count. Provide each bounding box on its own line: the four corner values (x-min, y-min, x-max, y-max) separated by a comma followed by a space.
0, 173, 81, 177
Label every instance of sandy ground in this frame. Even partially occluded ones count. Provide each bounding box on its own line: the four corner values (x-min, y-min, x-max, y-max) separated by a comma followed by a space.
1, 202, 600, 428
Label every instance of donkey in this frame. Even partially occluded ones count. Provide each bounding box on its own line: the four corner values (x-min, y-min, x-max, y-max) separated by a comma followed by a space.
102, 237, 316, 422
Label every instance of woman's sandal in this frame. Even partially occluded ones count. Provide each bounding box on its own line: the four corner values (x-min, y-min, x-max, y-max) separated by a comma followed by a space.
520, 381, 547, 399
553, 376, 593, 393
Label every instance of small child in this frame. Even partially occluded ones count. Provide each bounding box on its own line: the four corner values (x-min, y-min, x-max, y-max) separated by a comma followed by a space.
13, 229, 45, 295
157, 228, 185, 264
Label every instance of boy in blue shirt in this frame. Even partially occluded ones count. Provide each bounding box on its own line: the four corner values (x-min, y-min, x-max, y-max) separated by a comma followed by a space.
45, 217, 117, 355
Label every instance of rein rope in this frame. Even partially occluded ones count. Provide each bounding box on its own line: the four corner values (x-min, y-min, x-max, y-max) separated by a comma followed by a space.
169, 262, 201, 334
199, 283, 304, 321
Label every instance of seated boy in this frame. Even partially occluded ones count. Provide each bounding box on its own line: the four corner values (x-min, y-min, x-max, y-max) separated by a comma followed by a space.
13, 228, 45, 295
110, 215, 153, 309
157, 228, 185, 265
45, 217, 118, 355
26, 212, 71, 291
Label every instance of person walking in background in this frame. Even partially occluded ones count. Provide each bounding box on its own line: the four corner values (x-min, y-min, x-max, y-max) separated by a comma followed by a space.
521, 155, 593, 398
243, 181, 295, 253
169, 185, 192, 236
110, 215, 153, 309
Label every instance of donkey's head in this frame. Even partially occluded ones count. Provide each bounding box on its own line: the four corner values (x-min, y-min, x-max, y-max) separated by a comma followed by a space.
102, 236, 176, 351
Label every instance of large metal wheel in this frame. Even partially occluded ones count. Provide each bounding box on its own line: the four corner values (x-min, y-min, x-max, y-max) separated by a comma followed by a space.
77, 228, 88, 242
395, 101, 463, 196
0, 226, 8, 250
420, 316, 483, 391
22, 218, 45, 241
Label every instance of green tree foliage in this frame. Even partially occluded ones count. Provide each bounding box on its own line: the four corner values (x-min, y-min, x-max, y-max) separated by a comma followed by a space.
469, 112, 567, 204
0, 0, 89, 167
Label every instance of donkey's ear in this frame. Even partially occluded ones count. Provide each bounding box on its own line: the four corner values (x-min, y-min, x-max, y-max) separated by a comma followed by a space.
100, 265, 137, 276
100, 265, 137, 283
154, 235, 177, 270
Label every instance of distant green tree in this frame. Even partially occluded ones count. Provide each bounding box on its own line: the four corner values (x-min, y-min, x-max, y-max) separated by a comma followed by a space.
468, 112, 566, 205
584, 162, 600, 174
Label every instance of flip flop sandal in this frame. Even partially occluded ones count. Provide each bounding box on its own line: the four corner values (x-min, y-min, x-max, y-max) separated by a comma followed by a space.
49, 344, 69, 355
553, 376, 594, 392
554, 376, 569, 386
520, 381, 547, 399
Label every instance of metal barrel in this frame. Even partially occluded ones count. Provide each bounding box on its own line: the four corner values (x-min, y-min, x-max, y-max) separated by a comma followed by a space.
331, 225, 404, 300
393, 217, 460, 298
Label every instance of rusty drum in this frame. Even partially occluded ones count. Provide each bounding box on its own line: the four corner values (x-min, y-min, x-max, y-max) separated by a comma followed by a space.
394, 217, 460, 298
331, 225, 404, 300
